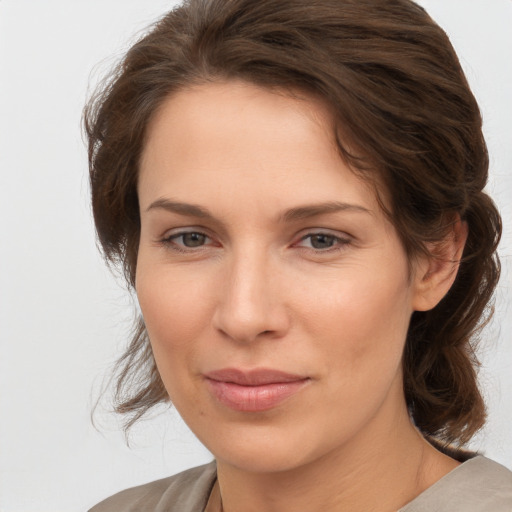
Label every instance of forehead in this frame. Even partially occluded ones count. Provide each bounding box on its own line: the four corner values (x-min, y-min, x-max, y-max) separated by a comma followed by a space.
138, 80, 383, 214
142, 80, 338, 161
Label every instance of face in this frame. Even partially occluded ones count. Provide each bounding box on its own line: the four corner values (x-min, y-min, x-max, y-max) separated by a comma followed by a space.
136, 81, 424, 473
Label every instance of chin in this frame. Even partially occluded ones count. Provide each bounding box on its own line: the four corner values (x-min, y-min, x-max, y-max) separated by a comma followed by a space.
195, 419, 348, 475
216, 446, 313, 475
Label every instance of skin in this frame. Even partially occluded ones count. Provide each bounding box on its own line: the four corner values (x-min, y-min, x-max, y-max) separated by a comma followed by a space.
136, 81, 465, 512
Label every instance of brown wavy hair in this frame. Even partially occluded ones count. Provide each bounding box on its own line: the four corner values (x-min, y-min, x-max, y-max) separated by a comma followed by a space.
84, 0, 501, 444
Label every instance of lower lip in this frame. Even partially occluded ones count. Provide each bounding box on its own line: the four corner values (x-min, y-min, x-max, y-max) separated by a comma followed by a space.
206, 379, 309, 412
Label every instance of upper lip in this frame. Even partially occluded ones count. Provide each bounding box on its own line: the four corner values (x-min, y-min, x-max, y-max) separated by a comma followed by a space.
204, 368, 308, 386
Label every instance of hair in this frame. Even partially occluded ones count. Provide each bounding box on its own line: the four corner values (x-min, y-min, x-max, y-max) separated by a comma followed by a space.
84, 0, 501, 445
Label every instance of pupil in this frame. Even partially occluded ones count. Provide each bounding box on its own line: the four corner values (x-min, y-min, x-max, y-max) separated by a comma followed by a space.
183, 233, 206, 247
311, 234, 334, 249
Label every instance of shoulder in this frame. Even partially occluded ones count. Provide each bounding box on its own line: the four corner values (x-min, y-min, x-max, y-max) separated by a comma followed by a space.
88, 461, 217, 512
400, 456, 512, 512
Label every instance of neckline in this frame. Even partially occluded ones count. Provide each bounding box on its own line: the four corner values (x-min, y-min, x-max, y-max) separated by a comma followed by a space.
398, 455, 484, 511
204, 456, 487, 512
204, 478, 222, 512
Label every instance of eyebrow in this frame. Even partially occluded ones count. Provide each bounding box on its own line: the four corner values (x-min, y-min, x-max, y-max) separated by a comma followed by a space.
146, 198, 212, 217
279, 201, 372, 222
146, 198, 372, 223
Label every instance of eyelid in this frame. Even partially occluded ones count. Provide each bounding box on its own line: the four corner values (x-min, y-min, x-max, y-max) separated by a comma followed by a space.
159, 224, 211, 240
158, 227, 218, 252
161, 228, 208, 240
156, 227, 353, 253
293, 229, 353, 251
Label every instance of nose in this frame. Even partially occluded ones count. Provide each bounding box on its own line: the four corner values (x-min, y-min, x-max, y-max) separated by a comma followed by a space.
212, 250, 290, 344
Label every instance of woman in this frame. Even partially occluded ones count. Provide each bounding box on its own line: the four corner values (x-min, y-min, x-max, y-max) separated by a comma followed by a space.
85, 0, 511, 510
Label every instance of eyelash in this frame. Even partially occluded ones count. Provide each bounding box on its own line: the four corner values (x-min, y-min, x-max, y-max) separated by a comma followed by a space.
159, 230, 352, 254
160, 231, 214, 254
295, 233, 352, 253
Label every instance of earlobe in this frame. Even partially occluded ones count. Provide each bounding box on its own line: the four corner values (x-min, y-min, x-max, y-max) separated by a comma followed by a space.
412, 217, 468, 312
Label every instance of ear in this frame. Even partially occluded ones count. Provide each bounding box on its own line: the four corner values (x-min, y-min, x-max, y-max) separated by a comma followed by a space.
412, 216, 468, 312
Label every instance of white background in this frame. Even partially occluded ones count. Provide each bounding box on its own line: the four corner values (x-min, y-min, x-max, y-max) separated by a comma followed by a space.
0, 1, 511, 510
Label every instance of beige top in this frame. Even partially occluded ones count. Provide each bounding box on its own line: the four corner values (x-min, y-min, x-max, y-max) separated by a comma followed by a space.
89, 456, 512, 512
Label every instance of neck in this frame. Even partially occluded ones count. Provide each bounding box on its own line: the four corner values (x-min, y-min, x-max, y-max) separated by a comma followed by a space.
215, 400, 458, 512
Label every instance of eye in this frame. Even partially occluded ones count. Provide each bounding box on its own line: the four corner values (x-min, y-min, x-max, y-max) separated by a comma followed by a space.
296, 232, 351, 251
306, 234, 337, 249
161, 230, 213, 251
176, 232, 208, 247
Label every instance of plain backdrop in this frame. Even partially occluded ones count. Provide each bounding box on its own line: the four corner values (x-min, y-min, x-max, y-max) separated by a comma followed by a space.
0, 1, 511, 510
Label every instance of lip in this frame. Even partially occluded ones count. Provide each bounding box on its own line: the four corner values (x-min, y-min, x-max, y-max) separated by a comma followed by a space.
204, 368, 310, 412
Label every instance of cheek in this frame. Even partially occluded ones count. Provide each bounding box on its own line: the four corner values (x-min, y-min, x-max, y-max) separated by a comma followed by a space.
135, 262, 216, 396
301, 265, 413, 382
300, 275, 412, 448
136, 258, 211, 339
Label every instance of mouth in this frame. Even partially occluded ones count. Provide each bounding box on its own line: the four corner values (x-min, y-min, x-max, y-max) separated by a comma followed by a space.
204, 368, 311, 412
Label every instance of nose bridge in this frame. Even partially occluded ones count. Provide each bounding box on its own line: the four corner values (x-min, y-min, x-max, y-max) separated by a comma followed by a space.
213, 243, 288, 343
